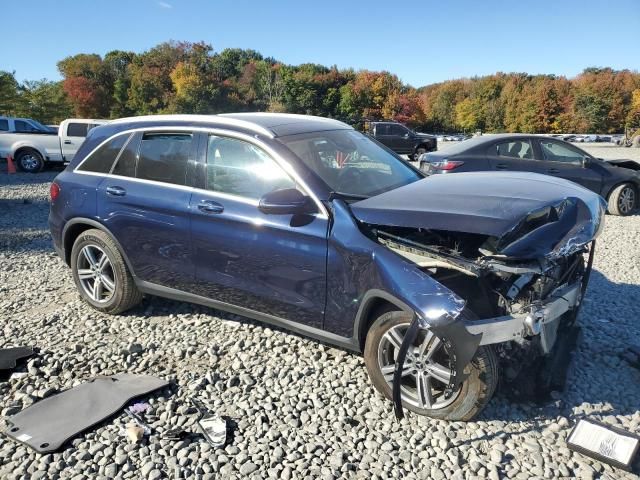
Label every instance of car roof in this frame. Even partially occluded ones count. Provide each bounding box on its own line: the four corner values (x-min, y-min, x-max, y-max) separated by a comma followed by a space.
109, 113, 352, 138
441, 133, 537, 155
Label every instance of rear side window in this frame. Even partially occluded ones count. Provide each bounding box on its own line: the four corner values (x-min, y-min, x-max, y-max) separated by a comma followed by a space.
0, 119, 8, 131
375, 124, 389, 135
136, 133, 192, 185
77, 134, 130, 174
67, 123, 89, 137
493, 140, 533, 159
14, 120, 36, 132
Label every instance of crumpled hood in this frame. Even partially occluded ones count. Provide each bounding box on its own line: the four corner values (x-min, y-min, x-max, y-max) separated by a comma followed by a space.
351, 171, 606, 258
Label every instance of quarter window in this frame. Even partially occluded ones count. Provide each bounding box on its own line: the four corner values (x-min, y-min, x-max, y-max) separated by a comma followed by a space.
206, 135, 295, 200
111, 134, 139, 177
67, 123, 89, 137
0, 119, 8, 131
135, 133, 192, 185
493, 140, 533, 159
77, 133, 130, 174
539, 140, 585, 164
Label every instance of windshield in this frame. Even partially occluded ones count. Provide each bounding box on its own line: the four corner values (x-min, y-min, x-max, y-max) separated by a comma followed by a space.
279, 130, 422, 197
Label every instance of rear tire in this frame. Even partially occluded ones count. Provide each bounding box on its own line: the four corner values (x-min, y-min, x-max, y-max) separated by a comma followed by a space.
16, 149, 45, 173
364, 311, 498, 421
413, 146, 427, 161
607, 183, 636, 216
71, 229, 142, 314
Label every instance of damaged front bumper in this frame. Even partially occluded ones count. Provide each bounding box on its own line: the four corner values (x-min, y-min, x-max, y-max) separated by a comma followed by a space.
465, 279, 582, 353
393, 244, 595, 419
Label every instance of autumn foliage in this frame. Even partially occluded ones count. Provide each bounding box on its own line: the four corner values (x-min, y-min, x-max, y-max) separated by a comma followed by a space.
1, 41, 639, 133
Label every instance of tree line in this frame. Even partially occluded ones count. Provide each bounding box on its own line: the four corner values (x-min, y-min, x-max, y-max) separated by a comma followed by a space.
2, 41, 640, 133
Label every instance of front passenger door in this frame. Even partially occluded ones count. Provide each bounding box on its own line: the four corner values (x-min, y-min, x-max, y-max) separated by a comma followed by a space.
190, 134, 328, 329
535, 139, 603, 192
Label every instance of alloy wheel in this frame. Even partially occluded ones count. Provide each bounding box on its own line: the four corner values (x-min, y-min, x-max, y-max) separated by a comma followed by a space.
377, 323, 459, 410
76, 245, 116, 303
618, 187, 636, 215
20, 154, 40, 171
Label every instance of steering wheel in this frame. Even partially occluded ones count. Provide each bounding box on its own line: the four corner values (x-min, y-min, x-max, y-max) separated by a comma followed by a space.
336, 166, 365, 192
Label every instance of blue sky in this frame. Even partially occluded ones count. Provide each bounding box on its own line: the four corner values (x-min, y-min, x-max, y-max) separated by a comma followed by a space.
3, 0, 639, 87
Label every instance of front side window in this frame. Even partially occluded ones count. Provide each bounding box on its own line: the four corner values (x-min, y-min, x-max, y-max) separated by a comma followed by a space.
67, 123, 89, 137
136, 133, 192, 185
206, 135, 295, 199
389, 124, 408, 136
493, 140, 533, 159
279, 130, 422, 198
539, 140, 586, 164
78, 133, 130, 174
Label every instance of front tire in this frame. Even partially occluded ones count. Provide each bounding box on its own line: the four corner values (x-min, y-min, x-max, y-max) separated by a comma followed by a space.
607, 183, 636, 216
16, 149, 45, 173
364, 311, 498, 421
71, 229, 142, 314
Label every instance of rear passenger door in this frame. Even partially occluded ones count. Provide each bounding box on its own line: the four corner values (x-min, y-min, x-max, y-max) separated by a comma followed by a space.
487, 139, 543, 174
96, 130, 197, 291
189, 133, 328, 329
374, 124, 394, 149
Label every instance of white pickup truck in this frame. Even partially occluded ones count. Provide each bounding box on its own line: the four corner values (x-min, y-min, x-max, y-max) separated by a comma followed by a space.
0, 117, 108, 172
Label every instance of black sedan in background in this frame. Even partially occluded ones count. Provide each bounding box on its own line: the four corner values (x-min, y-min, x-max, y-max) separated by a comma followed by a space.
419, 134, 640, 215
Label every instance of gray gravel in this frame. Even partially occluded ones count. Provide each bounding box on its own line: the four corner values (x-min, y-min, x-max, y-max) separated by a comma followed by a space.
1, 165, 640, 479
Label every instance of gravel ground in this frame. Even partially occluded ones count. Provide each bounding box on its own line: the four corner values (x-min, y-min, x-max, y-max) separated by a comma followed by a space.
1, 164, 639, 480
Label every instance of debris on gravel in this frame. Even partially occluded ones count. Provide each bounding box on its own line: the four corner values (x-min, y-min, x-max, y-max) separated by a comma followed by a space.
1, 168, 640, 479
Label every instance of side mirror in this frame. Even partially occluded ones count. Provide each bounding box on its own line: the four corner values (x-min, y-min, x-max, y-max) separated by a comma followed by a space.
258, 188, 314, 215
582, 156, 591, 167
403, 133, 410, 138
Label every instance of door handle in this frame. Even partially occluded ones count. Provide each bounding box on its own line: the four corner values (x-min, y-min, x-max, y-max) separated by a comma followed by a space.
106, 186, 126, 197
64, 140, 72, 145
547, 168, 560, 174
495, 163, 509, 170
197, 200, 224, 214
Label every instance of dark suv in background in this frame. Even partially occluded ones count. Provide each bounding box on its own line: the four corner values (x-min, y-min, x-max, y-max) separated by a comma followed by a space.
367, 121, 437, 159
49, 114, 605, 420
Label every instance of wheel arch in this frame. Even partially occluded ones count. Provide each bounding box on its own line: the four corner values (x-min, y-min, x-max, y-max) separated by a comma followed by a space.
603, 180, 639, 202
354, 289, 413, 351
13, 144, 46, 161
62, 218, 137, 277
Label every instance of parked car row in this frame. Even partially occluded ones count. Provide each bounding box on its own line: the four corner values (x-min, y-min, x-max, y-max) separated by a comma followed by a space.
49, 113, 605, 420
0, 116, 108, 172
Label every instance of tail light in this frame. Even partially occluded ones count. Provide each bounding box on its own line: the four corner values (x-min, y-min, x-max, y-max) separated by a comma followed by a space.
50, 182, 60, 201
429, 160, 465, 171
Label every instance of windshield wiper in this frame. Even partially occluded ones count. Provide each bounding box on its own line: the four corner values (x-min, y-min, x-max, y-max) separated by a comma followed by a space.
328, 191, 369, 201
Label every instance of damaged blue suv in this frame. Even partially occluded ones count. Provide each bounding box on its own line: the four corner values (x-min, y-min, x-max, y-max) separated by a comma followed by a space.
49, 114, 606, 420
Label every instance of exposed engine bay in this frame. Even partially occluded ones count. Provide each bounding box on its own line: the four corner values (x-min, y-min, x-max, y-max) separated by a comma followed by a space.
362, 223, 594, 418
